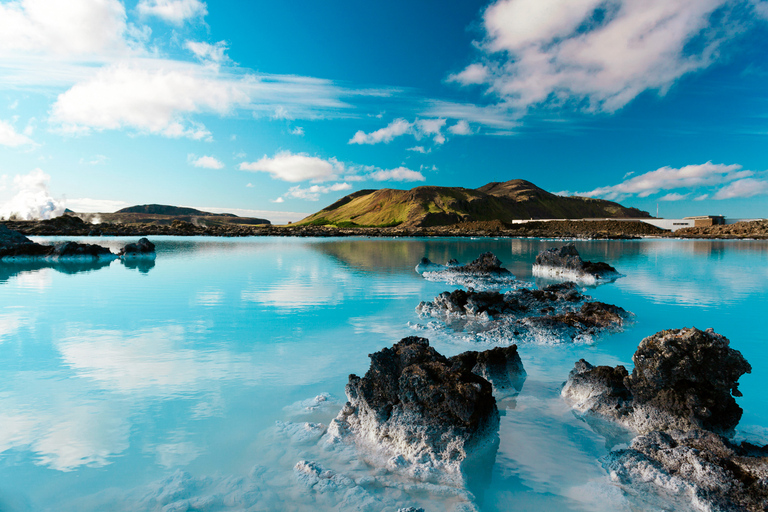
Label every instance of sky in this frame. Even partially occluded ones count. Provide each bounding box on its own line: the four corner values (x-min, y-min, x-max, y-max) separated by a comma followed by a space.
1, 0, 768, 223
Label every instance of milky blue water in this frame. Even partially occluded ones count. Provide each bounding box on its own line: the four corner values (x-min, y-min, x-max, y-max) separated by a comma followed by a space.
0, 237, 766, 511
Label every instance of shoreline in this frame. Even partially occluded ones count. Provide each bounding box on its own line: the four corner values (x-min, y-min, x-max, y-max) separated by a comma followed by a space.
3, 217, 768, 240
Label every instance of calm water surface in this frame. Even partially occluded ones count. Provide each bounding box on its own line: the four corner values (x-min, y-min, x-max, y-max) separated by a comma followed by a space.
1, 237, 766, 511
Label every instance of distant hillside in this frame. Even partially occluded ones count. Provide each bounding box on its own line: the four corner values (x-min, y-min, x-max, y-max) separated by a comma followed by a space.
116, 204, 237, 217
72, 204, 270, 226
298, 180, 650, 228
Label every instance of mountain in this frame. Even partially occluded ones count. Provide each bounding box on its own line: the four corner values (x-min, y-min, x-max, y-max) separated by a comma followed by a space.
297, 180, 650, 228
116, 204, 237, 217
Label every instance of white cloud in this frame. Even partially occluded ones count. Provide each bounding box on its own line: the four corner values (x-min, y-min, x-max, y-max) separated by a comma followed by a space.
659, 192, 689, 201
272, 196, 284, 203
290, 126, 304, 136
79, 154, 108, 165
349, 118, 412, 144
454, 0, 746, 113
583, 162, 752, 200
184, 40, 228, 63
349, 117, 452, 146
285, 182, 352, 201
694, 193, 709, 201
246, 183, 254, 188
189, 154, 224, 169
407, 146, 430, 154
50, 63, 250, 139
65, 197, 129, 212
448, 120, 472, 135
239, 151, 344, 183
368, 167, 425, 182
0, 0, 132, 58
422, 101, 518, 129
0, 168, 65, 220
712, 178, 768, 199
0, 119, 35, 146
137, 0, 207, 24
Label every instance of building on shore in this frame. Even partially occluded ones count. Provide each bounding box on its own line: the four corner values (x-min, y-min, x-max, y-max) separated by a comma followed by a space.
510, 215, 764, 232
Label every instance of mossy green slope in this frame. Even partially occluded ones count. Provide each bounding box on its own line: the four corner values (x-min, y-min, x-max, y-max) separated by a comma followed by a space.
297, 180, 650, 228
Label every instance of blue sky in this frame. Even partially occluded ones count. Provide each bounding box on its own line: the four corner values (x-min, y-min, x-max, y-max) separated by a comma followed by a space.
1, 0, 767, 223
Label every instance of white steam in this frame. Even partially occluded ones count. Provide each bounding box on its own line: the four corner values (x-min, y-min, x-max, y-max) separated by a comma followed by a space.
0, 169, 65, 220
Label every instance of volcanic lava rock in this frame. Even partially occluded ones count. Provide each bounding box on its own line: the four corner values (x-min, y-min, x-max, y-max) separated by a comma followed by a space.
417, 282, 629, 344
563, 327, 752, 435
0, 225, 115, 260
52, 241, 114, 259
416, 252, 515, 290
563, 328, 765, 512
532, 243, 619, 284
118, 237, 156, 258
0, 225, 53, 258
606, 428, 768, 512
326, 337, 502, 477
450, 345, 526, 395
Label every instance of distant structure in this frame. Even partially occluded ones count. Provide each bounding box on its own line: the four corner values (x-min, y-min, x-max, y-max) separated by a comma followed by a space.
510, 215, 763, 232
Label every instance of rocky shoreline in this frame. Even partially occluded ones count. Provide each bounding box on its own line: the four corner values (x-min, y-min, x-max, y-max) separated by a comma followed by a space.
5, 215, 768, 239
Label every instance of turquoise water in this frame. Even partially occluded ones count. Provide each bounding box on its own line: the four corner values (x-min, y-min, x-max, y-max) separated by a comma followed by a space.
0, 237, 766, 511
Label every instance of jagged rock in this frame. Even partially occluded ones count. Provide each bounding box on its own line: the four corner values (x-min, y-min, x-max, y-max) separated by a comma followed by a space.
563, 328, 764, 512
416, 282, 629, 344
0, 225, 53, 258
416, 252, 515, 290
119, 237, 156, 258
0, 225, 115, 260
532, 243, 620, 284
53, 241, 114, 258
450, 345, 526, 395
563, 327, 751, 435
605, 429, 768, 512
326, 337, 501, 478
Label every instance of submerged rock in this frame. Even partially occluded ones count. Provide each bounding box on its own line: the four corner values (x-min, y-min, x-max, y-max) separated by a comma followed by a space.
562, 327, 751, 435
532, 243, 620, 284
562, 327, 765, 512
450, 345, 526, 396
52, 241, 114, 258
416, 282, 629, 344
416, 252, 516, 290
326, 337, 504, 479
118, 237, 156, 258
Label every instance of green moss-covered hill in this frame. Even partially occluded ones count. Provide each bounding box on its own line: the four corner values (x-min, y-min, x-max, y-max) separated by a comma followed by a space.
297, 180, 650, 228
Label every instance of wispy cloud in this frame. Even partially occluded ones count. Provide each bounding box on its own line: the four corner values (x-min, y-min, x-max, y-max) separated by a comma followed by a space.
239, 151, 344, 183
451, 0, 758, 115
581, 162, 768, 201
284, 182, 352, 201
137, 0, 207, 24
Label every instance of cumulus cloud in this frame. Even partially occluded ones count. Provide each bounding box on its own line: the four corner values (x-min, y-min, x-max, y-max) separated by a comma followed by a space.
349, 117, 453, 146
285, 182, 352, 201
448, 120, 472, 135
582, 161, 768, 201
189, 155, 224, 169
50, 63, 250, 139
184, 40, 228, 63
239, 151, 344, 182
290, 126, 304, 136
0, 0, 132, 58
349, 118, 412, 144
0, 119, 35, 146
452, 0, 751, 113
583, 162, 752, 200
712, 178, 768, 199
137, 0, 207, 24
0, 168, 65, 220
367, 167, 426, 182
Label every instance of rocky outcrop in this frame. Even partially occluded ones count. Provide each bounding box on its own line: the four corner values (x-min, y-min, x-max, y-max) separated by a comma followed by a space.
562, 327, 765, 511
118, 237, 156, 258
604, 429, 768, 512
450, 345, 526, 396
532, 243, 620, 284
416, 252, 516, 290
562, 328, 751, 435
0, 225, 116, 260
416, 282, 629, 344
326, 337, 508, 478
